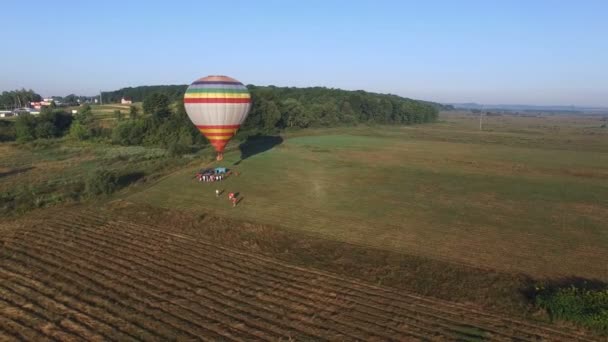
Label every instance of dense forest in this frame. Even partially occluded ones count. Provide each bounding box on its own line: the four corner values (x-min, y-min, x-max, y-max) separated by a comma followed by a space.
104, 84, 444, 128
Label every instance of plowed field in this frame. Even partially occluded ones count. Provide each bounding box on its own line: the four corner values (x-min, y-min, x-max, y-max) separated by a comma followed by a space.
0, 209, 596, 341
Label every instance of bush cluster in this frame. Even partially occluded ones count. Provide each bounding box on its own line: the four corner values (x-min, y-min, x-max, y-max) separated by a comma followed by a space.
535, 284, 608, 333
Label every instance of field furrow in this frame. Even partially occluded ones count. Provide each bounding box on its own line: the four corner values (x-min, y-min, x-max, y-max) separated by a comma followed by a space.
64, 214, 581, 341
49, 220, 492, 341
80, 226, 435, 340
50, 211, 592, 341
0, 298, 57, 342
0, 268, 142, 341
4, 234, 334, 341
0, 209, 599, 341
2, 245, 226, 341
25, 225, 407, 341
1, 260, 167, 342
0, 281, 105, 341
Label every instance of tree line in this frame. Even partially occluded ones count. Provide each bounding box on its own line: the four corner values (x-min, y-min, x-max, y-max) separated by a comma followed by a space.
0, 89, 42, 109
2, 85, 442, 152
103, 84, 443, 128
102, 85, 187, 103
244, 85, 441, 130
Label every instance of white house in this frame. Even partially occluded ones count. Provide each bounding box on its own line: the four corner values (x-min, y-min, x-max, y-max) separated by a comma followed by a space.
121, 97, 133, 105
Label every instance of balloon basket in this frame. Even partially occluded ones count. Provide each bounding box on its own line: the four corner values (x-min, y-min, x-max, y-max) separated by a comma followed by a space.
216, 153, 224, 161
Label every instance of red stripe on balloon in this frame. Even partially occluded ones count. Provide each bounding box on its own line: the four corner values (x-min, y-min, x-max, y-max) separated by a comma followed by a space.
209, 139, 229, 152
184, 98, 251, 103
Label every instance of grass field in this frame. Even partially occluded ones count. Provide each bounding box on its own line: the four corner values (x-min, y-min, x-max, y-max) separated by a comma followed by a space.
0, 140, 184, 214
127, 112, 608, 281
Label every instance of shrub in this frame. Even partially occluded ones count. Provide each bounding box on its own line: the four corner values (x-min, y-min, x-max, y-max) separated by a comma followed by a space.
112, 120, 146, 145
0, 119, 16, 141
69, 121, 90, 140
35, 121, 57, 139
85, 169, 118, 196
15, 113, 37, 142
535, 284, 608, 333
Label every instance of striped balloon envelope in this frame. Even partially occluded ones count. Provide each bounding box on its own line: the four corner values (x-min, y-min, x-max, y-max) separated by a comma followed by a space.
184, 75, 252, 160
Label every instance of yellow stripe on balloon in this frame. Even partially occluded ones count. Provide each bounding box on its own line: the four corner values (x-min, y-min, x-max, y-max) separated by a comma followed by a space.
199, 134, 233, 140
200, 128, 238, 133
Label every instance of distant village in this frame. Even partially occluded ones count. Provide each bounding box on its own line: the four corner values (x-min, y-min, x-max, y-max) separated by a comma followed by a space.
0, 96, 132, 118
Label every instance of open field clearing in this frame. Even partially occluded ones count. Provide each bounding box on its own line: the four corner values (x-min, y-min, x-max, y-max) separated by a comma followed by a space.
0, 207, 597, 341
127, 113, 608, 281
0, 141, 186, 214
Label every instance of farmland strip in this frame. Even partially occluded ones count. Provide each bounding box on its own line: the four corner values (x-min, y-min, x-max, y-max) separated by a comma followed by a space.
73, 220, 519, 341
4, 237, 321, 342
0, 281, 103, 341
0, 296, 62, 342
21, 227, 385, 341
0, 268, 141, 341
103, 217, 592, 341
103, 218, 590, 341
50, 222, 458, 341
2, 246, 223, 341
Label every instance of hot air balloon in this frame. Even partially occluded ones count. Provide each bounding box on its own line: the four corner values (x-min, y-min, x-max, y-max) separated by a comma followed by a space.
184, 75, 252, 161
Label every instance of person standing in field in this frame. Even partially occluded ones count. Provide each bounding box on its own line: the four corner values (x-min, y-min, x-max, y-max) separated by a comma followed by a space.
232, 197, 238, 207
215, 189, 220, 197
228, 192, 234, 201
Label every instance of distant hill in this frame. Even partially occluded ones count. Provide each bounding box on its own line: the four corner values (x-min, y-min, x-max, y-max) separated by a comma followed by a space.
448, 102, 608, 114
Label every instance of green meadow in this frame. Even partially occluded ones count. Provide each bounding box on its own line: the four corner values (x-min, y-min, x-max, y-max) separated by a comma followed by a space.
127, 113, 608, 280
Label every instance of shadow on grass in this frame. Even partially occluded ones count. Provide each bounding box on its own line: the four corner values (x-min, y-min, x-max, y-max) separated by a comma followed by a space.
117, 171, 146, 188
234, 135, 283, 165
0, 166, 34, 178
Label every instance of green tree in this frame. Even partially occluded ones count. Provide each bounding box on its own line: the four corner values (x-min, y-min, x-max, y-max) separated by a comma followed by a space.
35, 121, 57, 139
85, 169, 118, 195
261, 100, 281, 130
0, 120, 16, 142
0, 89, 42, 109
143, 93, 171, 120
279, 99, 304, 128
69, 121, 89, 140
63, 94, 78, 105
14, 114, 37, 142
38, 109, 73, 136
112, 120, 146, 145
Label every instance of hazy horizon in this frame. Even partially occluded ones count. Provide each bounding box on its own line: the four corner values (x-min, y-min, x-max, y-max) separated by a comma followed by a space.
2, 0, 607, 107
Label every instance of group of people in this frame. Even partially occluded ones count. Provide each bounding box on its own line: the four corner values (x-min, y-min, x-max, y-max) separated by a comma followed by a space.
196, 167, 241, 207
216, 189, 239, 207
198, 174, 225, 182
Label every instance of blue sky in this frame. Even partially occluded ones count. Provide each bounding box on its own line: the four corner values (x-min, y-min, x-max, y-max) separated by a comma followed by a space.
2, 0, 607, 106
